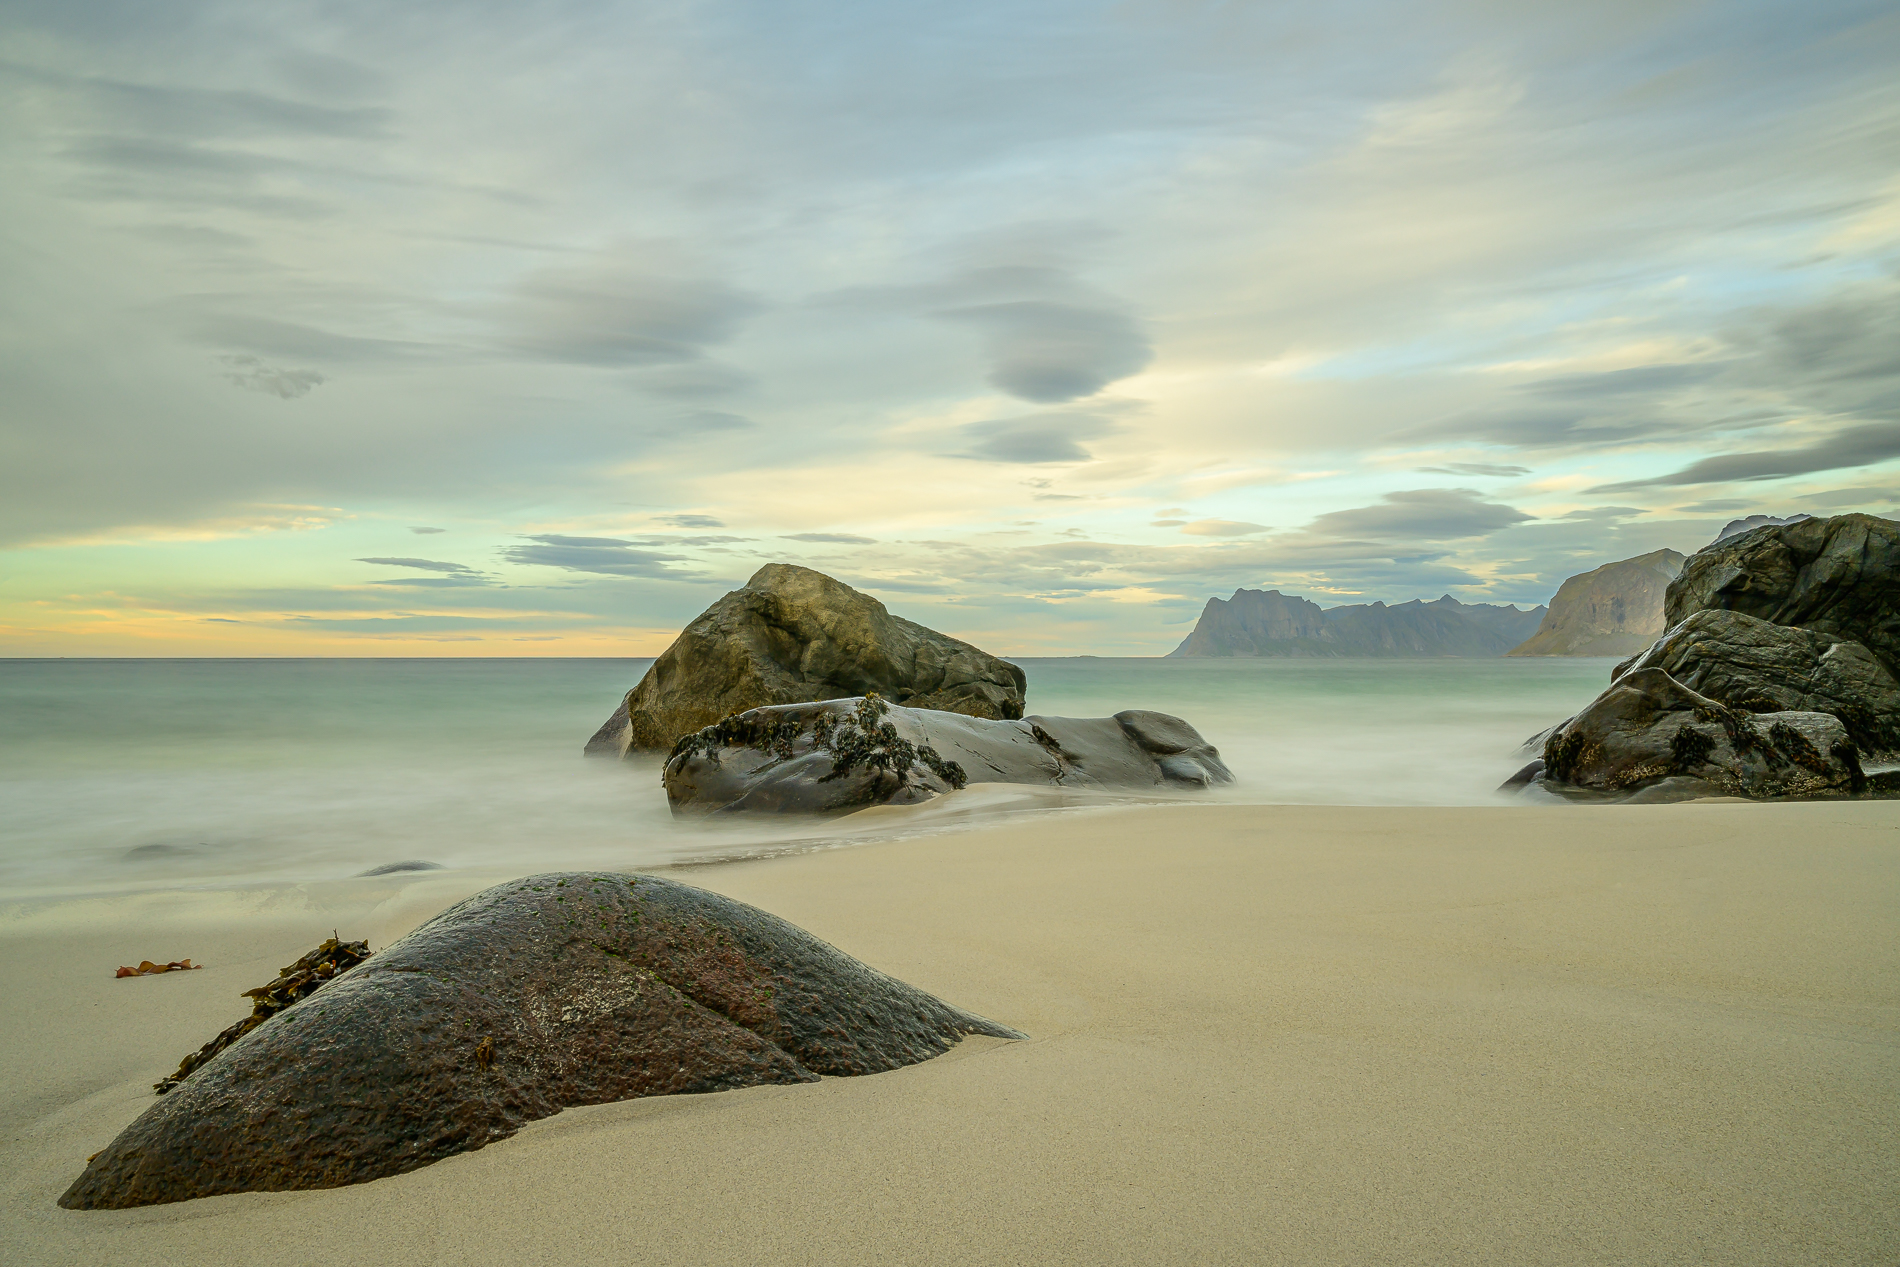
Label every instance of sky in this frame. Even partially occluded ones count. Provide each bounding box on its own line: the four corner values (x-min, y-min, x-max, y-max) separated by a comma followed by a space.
2, 0, 1897, 656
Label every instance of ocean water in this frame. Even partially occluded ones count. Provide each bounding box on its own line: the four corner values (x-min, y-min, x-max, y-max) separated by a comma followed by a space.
0, 656, 1614, 898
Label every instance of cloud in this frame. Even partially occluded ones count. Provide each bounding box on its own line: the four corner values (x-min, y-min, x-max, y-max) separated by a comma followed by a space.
630, 362, 755, 398
1416, 462, 1530, 477
501, 535, 687, 577
954, 412, 1113, 463
501, 253, 757, 367
941, 300, 1151, 402
1798, 485, 1899, 506
656, 514, 726, 528
782, 532, 877, 544
1588, 422, 1900, 491
220, 355, 323, 398
1179, 520, 1268, 536
680, 411, 752, 432
355, 556, 480, 574
409, 526, 446, 534
1519, 363, 1724, 398
1305, 488, 1533, 540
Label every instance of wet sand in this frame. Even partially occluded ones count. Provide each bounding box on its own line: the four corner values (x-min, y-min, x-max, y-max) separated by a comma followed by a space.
2, 800, 1896, 1265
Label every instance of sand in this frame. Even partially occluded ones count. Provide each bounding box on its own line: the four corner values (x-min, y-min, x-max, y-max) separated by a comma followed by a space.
2, 800, 1896, 1265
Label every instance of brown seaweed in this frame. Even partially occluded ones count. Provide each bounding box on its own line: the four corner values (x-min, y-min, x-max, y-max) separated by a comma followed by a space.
152, 935, 371, 1095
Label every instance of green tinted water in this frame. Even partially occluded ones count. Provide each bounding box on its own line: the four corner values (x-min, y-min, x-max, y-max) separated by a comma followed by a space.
0, 656, 1608, 895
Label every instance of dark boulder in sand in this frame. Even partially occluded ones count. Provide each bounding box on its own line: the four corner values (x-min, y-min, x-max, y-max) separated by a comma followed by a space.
1539, 668, 1861, 800
61, 873, 1023, 1210
1610, 609, 1900, 756
1664, 513, 1900, 678
587, 564, 1027, 756
664, 694, 1233, 815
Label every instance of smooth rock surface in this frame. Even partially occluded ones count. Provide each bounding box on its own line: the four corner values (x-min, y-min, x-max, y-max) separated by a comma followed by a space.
60, 872, 1023, 1210
1610, 609, 1900, 755
663, 695, 1233, 815
1540, 668, 1859, 800
1507, 549, 1685, 658
587, 565, 1026, 756
1665, 513, 1900, 677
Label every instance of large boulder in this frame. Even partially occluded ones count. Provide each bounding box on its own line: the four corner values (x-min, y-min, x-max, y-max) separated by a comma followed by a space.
1665, 513, 1900, 677
587, 565, 1027, 756
664, 695, 1233, 815
1611, 609, 1900, 756
61, 873, 1023, 1210
1539, 668, 1861, 800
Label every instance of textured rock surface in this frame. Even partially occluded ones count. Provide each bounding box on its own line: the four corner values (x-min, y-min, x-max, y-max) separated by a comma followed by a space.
1538, 668, 1860, 799
1507, 549, 1685, 658
61, 873, 1023, 1210
1665, 514, 1900, 677
1170, 589, 1544, 657
587, 565, 1026, 756
1610, 609, 1900, 755
664, 695, 1233, 815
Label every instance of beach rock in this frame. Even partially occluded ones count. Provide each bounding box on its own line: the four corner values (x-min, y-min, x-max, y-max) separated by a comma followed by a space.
1664, 513, 1900, 678
586, 564, 1026, 756
1619, 776, 1728, 804
355, 860, 445, 876
664, 695, 1233, 815
1506, 548, 1685, 658
1610, 609, 1900, 756
1539, 668, 1861, 800
61, 873, 1023, 1210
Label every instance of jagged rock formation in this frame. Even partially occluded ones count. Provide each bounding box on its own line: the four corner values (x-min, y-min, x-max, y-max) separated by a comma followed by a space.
586, 564, 1026, 756
1506, 549, 1685, 658
62, 873, 1023, 1210
1610, 610, 1900, 756
1518, 514, 1900, 801
1665, 514, 1899, 679
1537, 668, 1859, 799
1169, 590, 1544, 657
664, 695, 1233, 815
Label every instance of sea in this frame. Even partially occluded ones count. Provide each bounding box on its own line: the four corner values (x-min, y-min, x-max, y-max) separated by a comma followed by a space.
0, 657, 1614, 899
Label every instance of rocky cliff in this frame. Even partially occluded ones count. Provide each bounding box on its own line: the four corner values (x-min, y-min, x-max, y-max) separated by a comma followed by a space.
1169, 590, 1545, 657
1506, 548, 1686, 658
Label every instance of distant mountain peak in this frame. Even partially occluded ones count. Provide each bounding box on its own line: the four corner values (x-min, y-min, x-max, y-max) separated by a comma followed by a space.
1170, 587, 1545, 658
1506, 548, 1686, 658
1712, 513, 1810, 547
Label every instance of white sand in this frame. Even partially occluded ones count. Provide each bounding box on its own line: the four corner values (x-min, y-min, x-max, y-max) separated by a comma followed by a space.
2, 801, 1896, 1265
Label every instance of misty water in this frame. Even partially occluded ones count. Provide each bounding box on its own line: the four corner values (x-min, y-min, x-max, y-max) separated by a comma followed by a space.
0, 656, 1615, 898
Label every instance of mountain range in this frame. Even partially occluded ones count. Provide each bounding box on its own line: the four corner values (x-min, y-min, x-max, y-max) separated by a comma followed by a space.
1168, 590, 1546, 658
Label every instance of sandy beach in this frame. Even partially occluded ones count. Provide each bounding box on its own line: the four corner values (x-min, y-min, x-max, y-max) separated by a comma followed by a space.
2, 799, 1896, 1265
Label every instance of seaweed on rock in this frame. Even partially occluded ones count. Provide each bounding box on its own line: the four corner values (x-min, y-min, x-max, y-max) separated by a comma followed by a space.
154, 936, 371, 1095
812, 694, 969, 792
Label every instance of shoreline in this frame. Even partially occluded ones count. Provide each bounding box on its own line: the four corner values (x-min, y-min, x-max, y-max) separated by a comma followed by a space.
3, 800, 1896, 1264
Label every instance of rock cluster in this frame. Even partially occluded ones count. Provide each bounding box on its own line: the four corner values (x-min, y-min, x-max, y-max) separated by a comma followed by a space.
1517, 514, 1899, 802
664, 694, 1233, 815
587, 564, 1026, 756
62, 872, 1023, 1210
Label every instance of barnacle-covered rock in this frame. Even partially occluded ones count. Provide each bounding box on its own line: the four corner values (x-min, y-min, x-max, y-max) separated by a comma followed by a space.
61, 873, 1023, 1210
663, 694, 1233, 815
1609, 609, 1900, 757
1535, 668, 1861, 800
